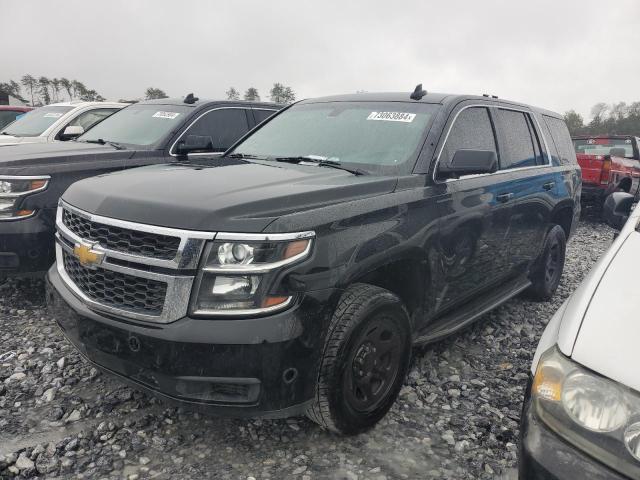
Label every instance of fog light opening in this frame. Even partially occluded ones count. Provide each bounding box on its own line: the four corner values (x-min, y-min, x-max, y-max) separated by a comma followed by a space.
283, 367, 298, 384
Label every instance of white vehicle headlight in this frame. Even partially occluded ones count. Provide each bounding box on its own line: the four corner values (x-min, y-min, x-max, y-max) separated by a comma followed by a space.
0, 176, 49, 220
563, 372, 629, 432
532, 347, 640, 478
190, 232, 314, 316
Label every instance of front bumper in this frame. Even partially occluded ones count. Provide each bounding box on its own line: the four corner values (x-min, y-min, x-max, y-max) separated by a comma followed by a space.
519, 378, 629, 480
0, 208, 56, 277
47, 265, 337, 417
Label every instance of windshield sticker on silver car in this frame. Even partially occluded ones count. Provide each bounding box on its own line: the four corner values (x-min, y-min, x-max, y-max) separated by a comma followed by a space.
152, 111, 181, 119
367, 112, 416, 123
43, 113, 64, 118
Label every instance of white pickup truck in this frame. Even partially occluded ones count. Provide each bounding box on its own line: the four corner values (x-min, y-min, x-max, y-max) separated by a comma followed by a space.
0, 101, 125, 146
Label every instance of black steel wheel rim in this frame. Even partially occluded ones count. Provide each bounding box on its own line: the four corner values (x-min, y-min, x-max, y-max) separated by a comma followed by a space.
545, 238, 561, 286
344, 314, 404, 414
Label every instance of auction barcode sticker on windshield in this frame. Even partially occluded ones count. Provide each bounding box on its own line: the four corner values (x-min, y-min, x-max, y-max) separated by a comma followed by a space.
43, 113, 64, 118
367, 112, 416, 122
152, 111, 181, 119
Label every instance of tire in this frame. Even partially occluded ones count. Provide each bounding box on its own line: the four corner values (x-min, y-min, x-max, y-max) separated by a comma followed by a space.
525, 225, 566, 301
306, 283, 412, 435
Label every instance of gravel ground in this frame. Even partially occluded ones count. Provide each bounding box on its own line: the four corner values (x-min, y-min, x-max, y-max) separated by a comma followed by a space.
0, 217, 615, 480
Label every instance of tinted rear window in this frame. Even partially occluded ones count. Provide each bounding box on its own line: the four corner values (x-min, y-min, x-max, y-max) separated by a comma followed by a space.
497, 109, 543, 169
543, 116, 577, 165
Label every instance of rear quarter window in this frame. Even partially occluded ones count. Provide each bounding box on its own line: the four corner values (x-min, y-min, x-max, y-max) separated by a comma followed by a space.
543, 116, 577, 166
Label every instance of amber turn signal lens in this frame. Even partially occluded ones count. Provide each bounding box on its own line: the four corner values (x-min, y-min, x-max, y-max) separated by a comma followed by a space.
29, 180, 48, 191
16, 209, 35, 217
283, 239, 310, 259
532, 364, 562, 402
261, 296, 290, 308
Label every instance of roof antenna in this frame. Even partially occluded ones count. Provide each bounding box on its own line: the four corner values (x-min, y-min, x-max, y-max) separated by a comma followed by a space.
410, 84, 427, 100
184, 93, 198, 104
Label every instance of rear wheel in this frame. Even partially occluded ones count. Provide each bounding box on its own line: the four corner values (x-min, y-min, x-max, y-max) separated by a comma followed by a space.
526, 225, 566, 301
306, 284, 412, 435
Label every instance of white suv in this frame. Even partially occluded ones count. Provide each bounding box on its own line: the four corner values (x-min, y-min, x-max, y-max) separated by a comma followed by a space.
0, 101, 126, 146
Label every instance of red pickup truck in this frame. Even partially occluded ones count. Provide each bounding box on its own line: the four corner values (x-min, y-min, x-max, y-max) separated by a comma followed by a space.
572, 135, 640, 207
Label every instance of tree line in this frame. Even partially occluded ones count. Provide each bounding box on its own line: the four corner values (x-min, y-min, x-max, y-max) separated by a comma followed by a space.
1, 76, 297, 106
0, 76, 106, 106
225, 83, 296, 104
564, 101, 640, 137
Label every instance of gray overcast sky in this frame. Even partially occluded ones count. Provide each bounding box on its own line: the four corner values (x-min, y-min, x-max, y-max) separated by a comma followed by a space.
3, 0, 639, 118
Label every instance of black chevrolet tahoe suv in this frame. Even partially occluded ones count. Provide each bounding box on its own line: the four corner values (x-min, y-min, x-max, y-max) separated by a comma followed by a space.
0, 97, 280, 277
47, 89, 581, 435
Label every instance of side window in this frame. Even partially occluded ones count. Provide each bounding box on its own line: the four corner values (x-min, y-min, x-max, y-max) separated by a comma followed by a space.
496, 109, 540, 170
182, 108, 250, 153
439, 107, 497, 177
66, 108, 118, 133
253, 109, 278, 124
543, 116, 577, 165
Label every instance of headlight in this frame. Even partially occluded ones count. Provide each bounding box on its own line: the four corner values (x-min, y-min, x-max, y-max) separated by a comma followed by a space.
190, 232, 314, 316
532, 347, 640, 478
0, 176, 49, 220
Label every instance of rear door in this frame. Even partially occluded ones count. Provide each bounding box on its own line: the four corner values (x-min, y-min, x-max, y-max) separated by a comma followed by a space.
492, 107, 556, 273
431, 104, 515, 312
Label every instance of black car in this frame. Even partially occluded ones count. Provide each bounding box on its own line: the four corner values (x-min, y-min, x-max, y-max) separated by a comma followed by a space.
0, 96, 280, 277
47, 88, 581, 434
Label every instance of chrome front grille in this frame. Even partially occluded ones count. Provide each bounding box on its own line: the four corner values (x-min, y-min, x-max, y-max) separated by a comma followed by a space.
62, 209, 181, 260
55, 201, 215, 324
63, 251, 167, 315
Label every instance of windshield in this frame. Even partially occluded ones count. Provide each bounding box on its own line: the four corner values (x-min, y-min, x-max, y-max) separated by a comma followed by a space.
231, 101, 439, 173
78, 104, 191, 147
1, 105, 73, 137
573, 137, 636, 158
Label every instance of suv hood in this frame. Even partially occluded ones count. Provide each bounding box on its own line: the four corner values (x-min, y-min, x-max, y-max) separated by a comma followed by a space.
571, 230, 640, 393
0, 141, 135, 175
62, 161, 397, 232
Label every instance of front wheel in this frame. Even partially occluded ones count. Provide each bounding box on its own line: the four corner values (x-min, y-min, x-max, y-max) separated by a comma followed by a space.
526, 225, 566, 301
306, 284, 412, 435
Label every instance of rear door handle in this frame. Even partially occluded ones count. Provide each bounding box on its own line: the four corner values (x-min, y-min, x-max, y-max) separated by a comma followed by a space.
496, 193, 513, 203
543, 181, 555, 191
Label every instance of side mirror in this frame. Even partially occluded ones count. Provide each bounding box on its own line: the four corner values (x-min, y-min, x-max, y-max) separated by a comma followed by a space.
60, 125, 84, 140
438, 149, 498, 177
603, 192, 634, 230
175, 135, 213, 156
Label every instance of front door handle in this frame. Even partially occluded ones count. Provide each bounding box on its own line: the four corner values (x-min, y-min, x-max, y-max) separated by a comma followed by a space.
543, 181, 555, 191
496, 193, 514, 203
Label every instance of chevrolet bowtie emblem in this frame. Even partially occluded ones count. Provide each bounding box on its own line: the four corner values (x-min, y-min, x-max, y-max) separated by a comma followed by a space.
73, 242, 104, 268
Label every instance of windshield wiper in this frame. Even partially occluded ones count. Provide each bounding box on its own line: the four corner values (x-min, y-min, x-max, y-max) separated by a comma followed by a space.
273, 156, 367, 176
227, 153, 266, 160
83, 139, 125, 150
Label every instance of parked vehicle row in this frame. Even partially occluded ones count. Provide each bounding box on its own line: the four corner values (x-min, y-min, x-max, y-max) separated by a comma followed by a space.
11, 87, 638, 480
0, 97, 280, 276
42, 89, 581, 435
